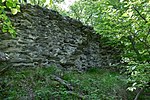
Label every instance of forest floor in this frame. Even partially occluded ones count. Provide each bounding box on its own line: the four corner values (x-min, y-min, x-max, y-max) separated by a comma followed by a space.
0, 66, 149, 100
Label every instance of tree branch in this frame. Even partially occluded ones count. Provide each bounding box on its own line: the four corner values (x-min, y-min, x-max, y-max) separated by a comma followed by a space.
85, 13, 93, 25
127, 35, 141, 56
67, 91, 86, 99
132, 6, 148, 23
134, 88, 144, 100
130, 31, 150, 56
50, 75, 74, 90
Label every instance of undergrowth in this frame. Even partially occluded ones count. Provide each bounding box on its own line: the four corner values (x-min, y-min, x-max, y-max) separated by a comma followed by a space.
0, 66, 138, 100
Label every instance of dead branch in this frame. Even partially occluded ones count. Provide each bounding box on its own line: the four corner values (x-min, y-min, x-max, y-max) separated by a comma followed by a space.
134, 88, 144, 100
50, 75, 74, 91
0, 65, 10, 75
67, 91, 86, 100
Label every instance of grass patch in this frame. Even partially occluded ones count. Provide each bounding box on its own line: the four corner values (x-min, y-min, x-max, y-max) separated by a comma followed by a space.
63, 68, 127, 100
0, 66, 145, 100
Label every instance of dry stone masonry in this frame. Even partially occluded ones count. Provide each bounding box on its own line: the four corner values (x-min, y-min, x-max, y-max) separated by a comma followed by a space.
0, 4, 120, 70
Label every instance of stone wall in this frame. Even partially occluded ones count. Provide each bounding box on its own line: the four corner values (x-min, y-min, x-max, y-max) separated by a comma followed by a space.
0, 4, 120, 70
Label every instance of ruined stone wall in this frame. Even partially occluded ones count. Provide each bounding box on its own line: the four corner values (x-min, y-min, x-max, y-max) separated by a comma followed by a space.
0, 4, 120, 70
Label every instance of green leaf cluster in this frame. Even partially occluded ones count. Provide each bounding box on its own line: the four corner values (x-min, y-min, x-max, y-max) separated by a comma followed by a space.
27, 0, 54, 8
0, 0, 20, 37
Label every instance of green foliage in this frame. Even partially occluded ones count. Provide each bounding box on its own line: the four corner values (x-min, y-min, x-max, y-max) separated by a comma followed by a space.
66, 0, 150, 92
126, 62, 150, 91
0, 67, 127, 100
29, 0, 50, 7
26, 0, 62, 8
63, 68, 127, 100
53, 0, 64, 3
0, 0, 20, 37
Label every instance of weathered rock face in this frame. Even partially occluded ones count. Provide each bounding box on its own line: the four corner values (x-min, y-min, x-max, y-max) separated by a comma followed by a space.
0, 4, 120, 70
